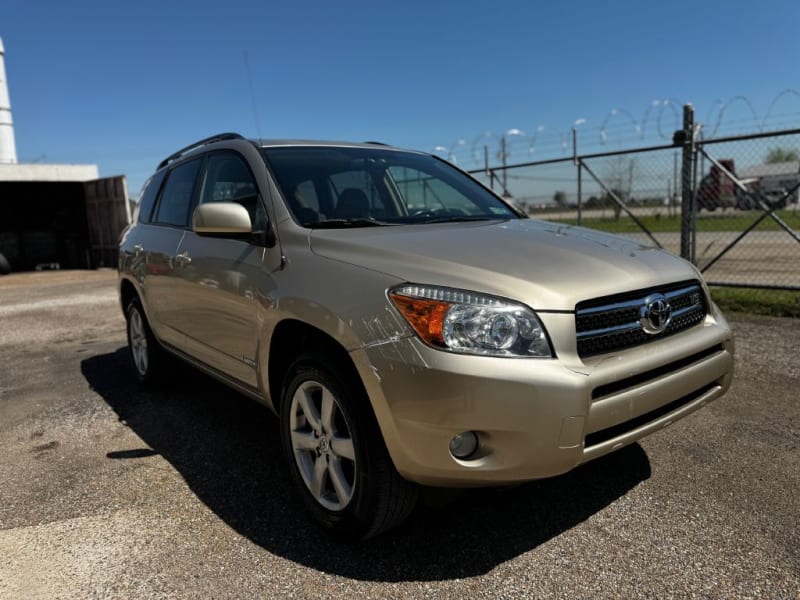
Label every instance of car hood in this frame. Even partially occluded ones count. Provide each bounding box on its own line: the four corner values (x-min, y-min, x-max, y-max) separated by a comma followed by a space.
309, 219, 698, 311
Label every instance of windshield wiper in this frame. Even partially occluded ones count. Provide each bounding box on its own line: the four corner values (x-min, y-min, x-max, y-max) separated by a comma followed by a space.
419, 215, 506, 224
307, 218, 389, 229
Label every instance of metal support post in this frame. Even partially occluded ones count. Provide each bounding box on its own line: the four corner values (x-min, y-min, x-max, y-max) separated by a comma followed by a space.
500, 136, 509, 198
573, 127, 582, 225
679, 104, 696, 262
672, 151, 678, 218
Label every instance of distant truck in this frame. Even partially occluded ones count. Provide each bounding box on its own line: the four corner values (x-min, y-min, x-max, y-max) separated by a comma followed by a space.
696, 159, 791, 211
696, 159, 736, 211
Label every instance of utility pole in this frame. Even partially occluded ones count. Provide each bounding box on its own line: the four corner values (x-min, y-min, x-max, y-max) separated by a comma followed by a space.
500, 136, 510, 197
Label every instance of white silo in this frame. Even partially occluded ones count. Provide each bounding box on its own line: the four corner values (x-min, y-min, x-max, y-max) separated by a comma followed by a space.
0, 36, 18, 164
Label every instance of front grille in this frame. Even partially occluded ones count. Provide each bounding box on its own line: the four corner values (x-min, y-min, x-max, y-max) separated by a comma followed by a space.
584, 383, 717, 448
576, 280, 706, 358
591, 344, 723, 400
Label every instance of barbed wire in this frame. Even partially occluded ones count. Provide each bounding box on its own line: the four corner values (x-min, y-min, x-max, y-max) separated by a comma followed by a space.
437, 90, 800, 170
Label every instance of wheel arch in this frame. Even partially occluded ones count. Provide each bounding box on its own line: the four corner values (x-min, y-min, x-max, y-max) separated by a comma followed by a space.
119, 277, 138, 315
267, 319, 365, 417
272, 318, 419, 537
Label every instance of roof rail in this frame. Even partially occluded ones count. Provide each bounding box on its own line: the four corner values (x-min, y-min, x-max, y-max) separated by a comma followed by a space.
157, 132, 246, 169
363, 140, 389, 146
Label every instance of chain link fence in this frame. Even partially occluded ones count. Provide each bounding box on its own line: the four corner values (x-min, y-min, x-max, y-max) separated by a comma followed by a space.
694, 131, 800, 290
468, 107, 800, 313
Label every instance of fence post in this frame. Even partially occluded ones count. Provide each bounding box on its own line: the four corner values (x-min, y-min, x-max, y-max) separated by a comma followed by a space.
484, 145, 493, 191
680, 104, 696, 262
573, 127, 582, 226
501, 135, 508, 197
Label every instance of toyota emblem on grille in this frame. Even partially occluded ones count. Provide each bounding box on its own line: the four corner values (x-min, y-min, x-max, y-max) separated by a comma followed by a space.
639, 294, 672, 335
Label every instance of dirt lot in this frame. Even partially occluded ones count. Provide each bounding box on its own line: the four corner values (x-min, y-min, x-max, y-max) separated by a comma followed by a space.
0, 271, 798, 599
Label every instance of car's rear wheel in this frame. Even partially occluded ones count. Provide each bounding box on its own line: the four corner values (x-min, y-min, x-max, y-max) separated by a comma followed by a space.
280, 353, 418, 539
125, 297, 164, 383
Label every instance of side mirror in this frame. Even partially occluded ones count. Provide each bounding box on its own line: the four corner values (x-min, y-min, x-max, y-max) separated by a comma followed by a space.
192, 203, 252, 236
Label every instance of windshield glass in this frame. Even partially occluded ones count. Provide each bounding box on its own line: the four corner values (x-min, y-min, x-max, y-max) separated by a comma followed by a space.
260, 146, 520, 228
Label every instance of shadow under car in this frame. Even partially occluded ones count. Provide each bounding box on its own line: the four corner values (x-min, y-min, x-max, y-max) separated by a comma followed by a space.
81, 347, 651, 582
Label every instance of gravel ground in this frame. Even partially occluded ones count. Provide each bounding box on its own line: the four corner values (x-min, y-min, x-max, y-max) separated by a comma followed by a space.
0, 270, 797, 599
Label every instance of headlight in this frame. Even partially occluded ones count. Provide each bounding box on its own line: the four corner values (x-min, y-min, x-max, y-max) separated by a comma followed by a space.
389, 285, 553, 358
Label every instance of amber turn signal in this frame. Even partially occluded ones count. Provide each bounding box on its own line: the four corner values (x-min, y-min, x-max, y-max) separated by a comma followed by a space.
389, 292, 450, 347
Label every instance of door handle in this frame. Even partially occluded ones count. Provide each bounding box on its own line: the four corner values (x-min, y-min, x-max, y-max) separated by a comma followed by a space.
175, 251, 192, 266
133, 244, 143, 255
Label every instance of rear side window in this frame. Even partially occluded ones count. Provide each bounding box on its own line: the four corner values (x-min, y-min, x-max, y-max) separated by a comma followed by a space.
136, 170, 167, 224
154, 159, 202, 228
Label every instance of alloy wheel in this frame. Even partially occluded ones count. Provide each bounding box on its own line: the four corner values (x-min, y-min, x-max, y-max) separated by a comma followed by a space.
289, 380, 357, 511
128, 308, 149, 376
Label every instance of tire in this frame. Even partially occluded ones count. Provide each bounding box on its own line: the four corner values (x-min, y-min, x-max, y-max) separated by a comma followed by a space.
280, 352, 418, 539
125, 297, 165, 384
0, 253, 9, 275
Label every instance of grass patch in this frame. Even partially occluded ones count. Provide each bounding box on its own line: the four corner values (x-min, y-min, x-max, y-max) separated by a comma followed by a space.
709, 287, 800, 318
544, 209, 800, 234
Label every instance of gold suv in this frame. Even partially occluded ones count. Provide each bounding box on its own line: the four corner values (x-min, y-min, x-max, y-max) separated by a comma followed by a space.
119, 133, 734, 538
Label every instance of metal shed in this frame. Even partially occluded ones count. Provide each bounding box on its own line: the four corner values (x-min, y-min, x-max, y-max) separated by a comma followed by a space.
0, 164, 130, 271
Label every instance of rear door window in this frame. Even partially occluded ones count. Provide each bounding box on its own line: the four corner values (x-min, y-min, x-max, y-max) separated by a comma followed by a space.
136, 170, 167, 224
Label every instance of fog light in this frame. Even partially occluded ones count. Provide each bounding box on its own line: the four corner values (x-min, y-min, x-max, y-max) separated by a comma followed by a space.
449, 431, 479, 459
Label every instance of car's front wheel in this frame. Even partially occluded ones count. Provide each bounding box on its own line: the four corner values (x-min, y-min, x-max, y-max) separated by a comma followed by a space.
280, 353, 418, 539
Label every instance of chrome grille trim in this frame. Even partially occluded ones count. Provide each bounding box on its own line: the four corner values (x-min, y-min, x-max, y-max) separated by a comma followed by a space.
575, 281, 706, 357
576, 321, 639, 340
576, 304, 702, 340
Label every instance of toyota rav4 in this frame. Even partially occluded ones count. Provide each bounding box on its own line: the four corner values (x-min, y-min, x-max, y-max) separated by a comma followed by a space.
118, 133, 734, 539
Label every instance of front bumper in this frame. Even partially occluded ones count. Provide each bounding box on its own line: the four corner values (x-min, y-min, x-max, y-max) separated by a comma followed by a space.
350, 308, 734, 487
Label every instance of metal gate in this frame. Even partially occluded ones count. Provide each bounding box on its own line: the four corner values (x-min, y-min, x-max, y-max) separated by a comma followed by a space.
685, 112, 800, 291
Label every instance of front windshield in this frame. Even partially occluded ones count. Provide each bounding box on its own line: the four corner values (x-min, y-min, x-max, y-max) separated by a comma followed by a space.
260, 146, 521, 228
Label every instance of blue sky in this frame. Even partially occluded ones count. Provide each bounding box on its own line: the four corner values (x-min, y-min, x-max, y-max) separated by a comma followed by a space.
3, 0, 799, 196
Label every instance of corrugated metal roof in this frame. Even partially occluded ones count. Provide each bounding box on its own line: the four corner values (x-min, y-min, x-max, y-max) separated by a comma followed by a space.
0, 163, 100, 182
